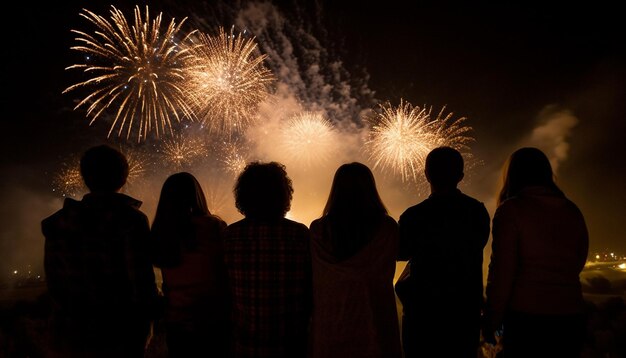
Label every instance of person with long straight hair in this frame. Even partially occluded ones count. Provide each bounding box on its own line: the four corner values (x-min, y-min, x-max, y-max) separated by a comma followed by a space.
308, 162, 402, 358
151, 172, 229, 358
483, 147, 589, 357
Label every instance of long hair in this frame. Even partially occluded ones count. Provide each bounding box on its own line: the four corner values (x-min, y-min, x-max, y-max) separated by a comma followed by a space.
151, 172, 210, 267
321, 162, 388, 260
498, 147, 564, 206
234, 161, 293, 219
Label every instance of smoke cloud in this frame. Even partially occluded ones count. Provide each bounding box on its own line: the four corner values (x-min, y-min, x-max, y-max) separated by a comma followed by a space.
527, 105, 579, 174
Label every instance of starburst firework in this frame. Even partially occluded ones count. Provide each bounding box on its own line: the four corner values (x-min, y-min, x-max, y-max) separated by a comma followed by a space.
365, 100, 473, 183
277, 112, 337, 168
121, 147, 150, 183
52, 162, 85, 198
216, 139, 251, 176
64, 5, 198, 141
159, 134, 209, 168
186, 27, 274, 137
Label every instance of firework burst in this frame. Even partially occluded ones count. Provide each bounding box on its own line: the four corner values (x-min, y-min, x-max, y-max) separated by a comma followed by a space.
277, 112, 337, 168
63, 5, 199, 141
364, 100, 473, 183
120, 147, 151, 184
216, 138, 251, 176
186, 26, 274, 137
158, 134, 209, 169
52, 162, 85, 198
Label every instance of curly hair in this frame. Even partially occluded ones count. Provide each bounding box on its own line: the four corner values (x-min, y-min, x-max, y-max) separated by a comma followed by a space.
234, 161, 293, 219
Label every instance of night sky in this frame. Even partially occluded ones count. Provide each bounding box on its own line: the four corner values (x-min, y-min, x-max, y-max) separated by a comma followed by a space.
2, 0, 625, 279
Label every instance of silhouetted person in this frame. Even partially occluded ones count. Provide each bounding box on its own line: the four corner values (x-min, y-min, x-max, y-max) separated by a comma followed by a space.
483, 147, 589, 357
308, 162, 402, 358
397, 146, 490, 357
223, 161, 312, 358
150, 172, 230, 358
41, 144, 158, 358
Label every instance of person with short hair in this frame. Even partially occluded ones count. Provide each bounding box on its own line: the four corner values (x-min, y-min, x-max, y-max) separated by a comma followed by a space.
397, 146, 490, 357
42, 144, 159, 358
223, 161, 312, 358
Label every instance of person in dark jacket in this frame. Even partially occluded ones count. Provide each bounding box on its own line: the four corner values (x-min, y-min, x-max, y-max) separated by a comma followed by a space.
483, 147, 589, 358
397, 146, 490, 358
42, 144, 158, 358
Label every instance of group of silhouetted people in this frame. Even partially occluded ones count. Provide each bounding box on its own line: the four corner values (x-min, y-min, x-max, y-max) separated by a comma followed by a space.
41, 144, 589, 358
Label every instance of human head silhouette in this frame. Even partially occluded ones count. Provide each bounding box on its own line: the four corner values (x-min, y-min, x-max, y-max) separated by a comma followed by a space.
155, 172, 209, 218
323, 162, 387, 217
498, 147, 563, 205
234, 161, 293, 219
425, 146, 464, 191
80, 145, 129, 193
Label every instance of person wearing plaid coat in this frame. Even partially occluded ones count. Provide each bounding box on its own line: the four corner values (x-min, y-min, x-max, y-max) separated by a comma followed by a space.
42, 145, 159, 358
223, 161, 312, 358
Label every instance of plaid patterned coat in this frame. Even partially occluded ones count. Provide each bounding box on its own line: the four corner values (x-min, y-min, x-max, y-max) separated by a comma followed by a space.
223, 217, 312, 358
41, 192, 158, 356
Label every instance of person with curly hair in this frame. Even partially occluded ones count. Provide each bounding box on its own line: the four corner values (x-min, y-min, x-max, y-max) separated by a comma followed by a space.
223, 161, 312, 358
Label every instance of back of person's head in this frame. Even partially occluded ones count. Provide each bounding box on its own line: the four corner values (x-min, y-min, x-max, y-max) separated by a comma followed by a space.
234, 161, 293, 219
498, 147, 563, 205
155, 172, 209, 219
151, 172, 210, 264
425, 146, 464, 189
80, 145, 129, 193
323, 162, 387, 218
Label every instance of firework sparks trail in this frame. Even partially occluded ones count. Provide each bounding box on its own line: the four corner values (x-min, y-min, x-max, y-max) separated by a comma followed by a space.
365, 100, 473, 183
277, 112, 337, 168
216, 138, 252, 176
52, 162, 85, 198
158, 134, 209, 169
186, 26, 274, 137
63, 5, 199, 142
203, 179, 232, 216
121, 147, 151, 184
